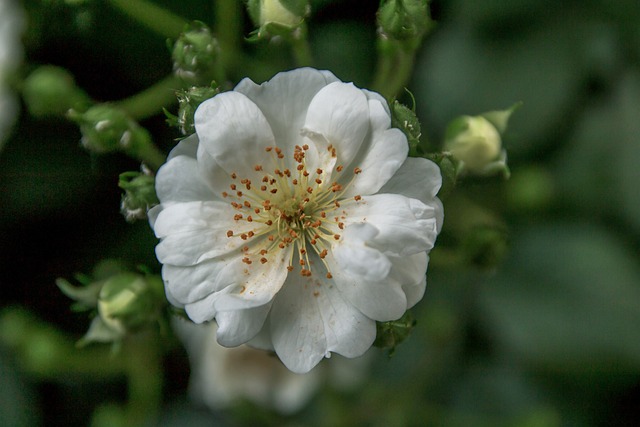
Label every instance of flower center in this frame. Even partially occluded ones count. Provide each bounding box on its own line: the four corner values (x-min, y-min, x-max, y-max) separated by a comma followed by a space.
223, 143, 363, 279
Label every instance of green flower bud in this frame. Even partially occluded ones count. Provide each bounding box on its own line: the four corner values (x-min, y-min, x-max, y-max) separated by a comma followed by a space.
118, 171, 159, 222
247, 0, 309, 39
374, 311, 416, 356
445, 115, 502, 173
22, 65, 91, 118
444, 103, 520, 178
391, 99, 422, 155
97, 273, 165, 336
172, 21, 220, 84
166, 84, 219, 135
69, 104, 152, 157
377, 0, 433, 43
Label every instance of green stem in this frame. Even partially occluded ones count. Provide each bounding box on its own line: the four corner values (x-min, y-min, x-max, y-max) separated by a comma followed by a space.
108, 0, 188, 39
216, 0, 242, 55
115, 75, 182, 121
124, 335, 163, 426
372, 40, 417, 100
132, 138, 166, 172
290, 25, 314, 67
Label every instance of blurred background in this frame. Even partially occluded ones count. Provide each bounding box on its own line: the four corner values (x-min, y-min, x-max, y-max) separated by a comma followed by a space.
1, 0, 639, 426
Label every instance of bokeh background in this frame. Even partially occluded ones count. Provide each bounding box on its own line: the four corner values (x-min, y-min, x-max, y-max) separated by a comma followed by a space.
1, 0, 639, 426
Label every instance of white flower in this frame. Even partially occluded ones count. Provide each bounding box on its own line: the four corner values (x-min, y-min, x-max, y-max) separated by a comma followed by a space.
173, 318, 322, 414
0, 0, 25, 148
150, 68, 443, 373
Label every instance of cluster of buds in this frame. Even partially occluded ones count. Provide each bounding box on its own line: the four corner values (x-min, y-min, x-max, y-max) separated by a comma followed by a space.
171, 21, 220, 84
165, 83, 219, 135
57, 261, 166, 348
68, 104, 153, 158
118, 169, 159, 222
444, 103, 521, 178
246, 0, 310, 40
377, 0, 434, 48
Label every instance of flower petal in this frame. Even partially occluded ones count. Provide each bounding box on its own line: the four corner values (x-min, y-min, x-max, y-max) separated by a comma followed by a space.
328, 225, 409, 321
155, 154, 215, 203
162, 260, 228, 304
340, 99, 408, 197
332, 223, 392, 281
195, 91, 277, 181
215, 303, 272, 347
235, 68, 339, 154
388, 252, 428, 309
342, 194, 440, 256
270, 268, 376, 373
167, 133, 198, 161
154, 201, 255, 265
302, 82, 370, 173
380, 157, 442, 201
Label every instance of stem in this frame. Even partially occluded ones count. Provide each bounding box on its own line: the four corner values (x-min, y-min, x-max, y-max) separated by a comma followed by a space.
124, 335, 163, 426
133, 139, 166, 172
216, 0, 242, 54
372, 40, 417, 100
108, 0, 188, 40
290, 25, 314, 67
115, 75, 182, 121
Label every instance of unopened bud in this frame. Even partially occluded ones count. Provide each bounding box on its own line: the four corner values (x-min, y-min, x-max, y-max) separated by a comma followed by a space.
118, 171, 159, 221
97, 273, 165, 335
391, 99, 422, 155
445, 116, 502, 173
22, 66, 91, 118
166, 84, 219, 135
377, 0, 433, 43
172, 21, 220, 83
373, 311, 416, 356
247, 0, 309, 39
69, 104, 152, 158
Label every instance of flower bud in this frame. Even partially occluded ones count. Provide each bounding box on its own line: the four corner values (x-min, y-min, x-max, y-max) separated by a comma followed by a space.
69, 104, 152, 156
445, 115, 502, 173
391, 99, 422, 155
97, 273, 165, 335
22, 66, 91, 118
247, 0, 309, 39
444, 103, 520, 177
377, 0, 433, 42
166, 84, 219, 135
172, 21, 220, 83
373, 311, 416, 356
118, 170, 159, 222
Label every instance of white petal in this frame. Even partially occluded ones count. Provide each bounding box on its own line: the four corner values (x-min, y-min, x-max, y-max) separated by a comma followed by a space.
327, 241, 408, 322
340, 99, 408, 197
388, 252, 428, 309
235, 68, 339, 154
215, 303, 272, 347
154, 202, 256, 266
270, 269, 376, 373
342, 194, 440, 256
196, 144, 235, 197
167, 133, 198, 161
332, 223, 392, 281
155, 155, 215, 203
176, 246, 290, 323
162, 260, 228, 304
195, 91, 277, 182
302, 82, 370, 173
380, 157, 442, 201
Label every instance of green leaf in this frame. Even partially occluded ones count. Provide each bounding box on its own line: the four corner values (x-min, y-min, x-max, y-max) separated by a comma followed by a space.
478, 222, 640, 373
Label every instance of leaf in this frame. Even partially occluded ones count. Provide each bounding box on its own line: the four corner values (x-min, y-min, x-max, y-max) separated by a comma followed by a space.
478, 222, 640, 373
